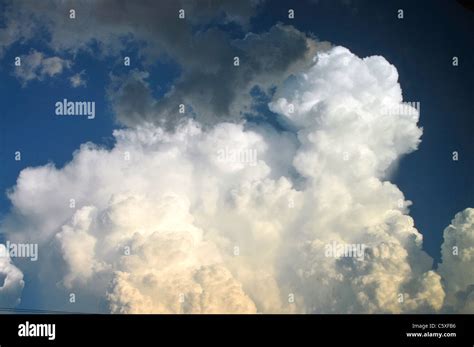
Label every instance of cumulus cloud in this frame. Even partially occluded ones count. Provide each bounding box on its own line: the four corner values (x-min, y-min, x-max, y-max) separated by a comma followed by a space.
13, 49, 71, 85
0, 245, 24, 307
3, 45, 471, 313
437, 208, 474, 313
3, 120, 271, 312
269, 46, 422, 179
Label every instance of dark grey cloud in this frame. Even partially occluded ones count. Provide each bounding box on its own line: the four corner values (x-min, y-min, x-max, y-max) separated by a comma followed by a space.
108, 24, 329, 128
1, 0, 330, 127
0, 0, 262, 57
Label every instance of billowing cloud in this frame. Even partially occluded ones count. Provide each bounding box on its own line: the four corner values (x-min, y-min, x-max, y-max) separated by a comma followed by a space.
3, 45, 471, 313
437, 208, 474, 313
0, 245, 24, 307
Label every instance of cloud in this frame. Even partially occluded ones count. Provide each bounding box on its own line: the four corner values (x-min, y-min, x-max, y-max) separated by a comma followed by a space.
0, 0, 470, 315
70, 70, 86, 88
437, 208, 474, 313
13, 50, 71, 86
145, 24, 328, 128
106, 24, 328, 128
1, 0, 263, 55
3, 120, 272, 312
0, 245, 24, 307
3, 45, 471, 313
1, 1, 328, 127
269, 46, 422, 179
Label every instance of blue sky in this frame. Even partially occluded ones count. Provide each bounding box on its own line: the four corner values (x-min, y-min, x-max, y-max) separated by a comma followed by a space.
0, 0, 472, 313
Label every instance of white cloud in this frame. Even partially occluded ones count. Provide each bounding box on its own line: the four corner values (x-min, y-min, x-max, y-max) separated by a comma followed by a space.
1, 46, 471, 313
14, 50, 71, 85
437, 208, 474, 313
0, 245, 24, 307
69, 70, 86, 88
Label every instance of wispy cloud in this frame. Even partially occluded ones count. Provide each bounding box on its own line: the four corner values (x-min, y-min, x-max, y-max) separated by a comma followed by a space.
13, 50, 71, 86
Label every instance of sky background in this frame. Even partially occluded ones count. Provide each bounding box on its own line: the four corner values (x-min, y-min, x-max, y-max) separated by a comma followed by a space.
0, 0, 472, 312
